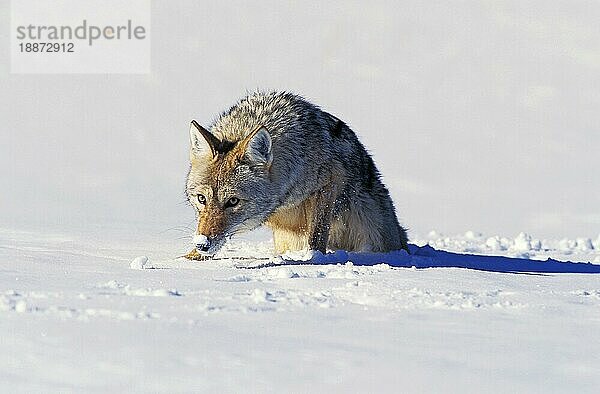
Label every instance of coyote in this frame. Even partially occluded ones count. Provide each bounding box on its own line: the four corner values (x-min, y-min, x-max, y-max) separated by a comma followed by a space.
185, 91, 408, 259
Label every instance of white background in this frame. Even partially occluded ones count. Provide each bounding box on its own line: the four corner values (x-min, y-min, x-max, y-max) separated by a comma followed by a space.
1, 0, 599, 239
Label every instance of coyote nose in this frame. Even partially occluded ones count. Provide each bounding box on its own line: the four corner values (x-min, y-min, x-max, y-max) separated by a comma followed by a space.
193, 234, 211, 252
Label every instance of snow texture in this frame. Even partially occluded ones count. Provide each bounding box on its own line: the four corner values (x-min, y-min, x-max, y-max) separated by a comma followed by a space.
129, 256, 149, 270
1, 227, 599, 393
193, 234, 209, 248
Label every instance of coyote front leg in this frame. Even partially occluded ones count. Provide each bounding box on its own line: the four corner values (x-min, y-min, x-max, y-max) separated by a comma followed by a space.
308, 183, 338, 253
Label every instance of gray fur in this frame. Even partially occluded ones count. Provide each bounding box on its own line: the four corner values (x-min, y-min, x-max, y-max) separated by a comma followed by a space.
186, 91, 409, 256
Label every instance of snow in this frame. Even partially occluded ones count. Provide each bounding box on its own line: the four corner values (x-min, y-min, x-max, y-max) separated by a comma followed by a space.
1, 226, 600, 392
129, 256, 149, 270
193, 234, 209, 248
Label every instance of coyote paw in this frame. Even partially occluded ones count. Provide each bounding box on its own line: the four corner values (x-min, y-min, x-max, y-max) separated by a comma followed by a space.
184, 248, 212, 261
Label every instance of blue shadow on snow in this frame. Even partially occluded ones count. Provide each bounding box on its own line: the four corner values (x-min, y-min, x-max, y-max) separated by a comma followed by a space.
279, 244, 600, 274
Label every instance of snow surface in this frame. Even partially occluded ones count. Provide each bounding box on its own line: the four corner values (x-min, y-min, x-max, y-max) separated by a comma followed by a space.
193, 234, 209, 249
1, 227, 600, 393
129, 255, 149, 270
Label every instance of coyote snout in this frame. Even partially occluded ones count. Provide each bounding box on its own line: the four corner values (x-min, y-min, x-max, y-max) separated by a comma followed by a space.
193, 202, 229, 254
185, 91, 409, 260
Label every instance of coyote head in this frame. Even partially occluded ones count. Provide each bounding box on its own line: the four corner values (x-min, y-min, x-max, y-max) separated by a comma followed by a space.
186, 120, 274, 256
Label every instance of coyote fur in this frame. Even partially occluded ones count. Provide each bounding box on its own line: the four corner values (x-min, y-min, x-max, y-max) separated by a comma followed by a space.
185, 91, 408, 259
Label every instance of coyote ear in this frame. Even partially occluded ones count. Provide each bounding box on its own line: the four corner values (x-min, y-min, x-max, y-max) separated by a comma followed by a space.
189, 120, 220, 158
240, 126, 272, 166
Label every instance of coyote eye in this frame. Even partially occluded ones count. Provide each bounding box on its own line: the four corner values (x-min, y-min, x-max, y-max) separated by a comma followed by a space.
197, 194, 206, 205
225, 197, 239, 208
